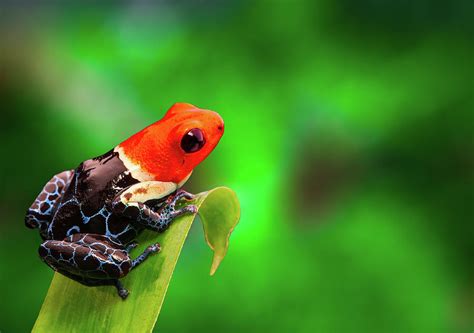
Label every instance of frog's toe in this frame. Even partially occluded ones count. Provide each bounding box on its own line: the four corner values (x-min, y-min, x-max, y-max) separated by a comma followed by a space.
178, 190, 195, 200
115, 280, 129, 300
169, 190, 195, 204
179, 204, 198, 215
119, 289, 129, 300
147, 243, 161, 253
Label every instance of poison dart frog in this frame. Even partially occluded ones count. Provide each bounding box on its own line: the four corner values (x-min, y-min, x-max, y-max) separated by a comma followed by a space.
25, 103, 224, 299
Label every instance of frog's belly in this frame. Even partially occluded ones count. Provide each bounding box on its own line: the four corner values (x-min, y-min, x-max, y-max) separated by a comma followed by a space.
49, 201, 142, 244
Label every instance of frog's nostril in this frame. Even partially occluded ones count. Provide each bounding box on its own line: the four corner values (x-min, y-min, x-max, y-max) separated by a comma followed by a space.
217, 125, 223, 131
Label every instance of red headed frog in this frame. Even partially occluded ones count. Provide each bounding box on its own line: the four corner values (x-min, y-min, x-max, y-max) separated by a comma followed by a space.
25, 103, 224, 299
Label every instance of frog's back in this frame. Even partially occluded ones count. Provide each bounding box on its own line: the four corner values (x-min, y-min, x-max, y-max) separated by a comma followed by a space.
49, 150, 141, 241
69, 150, 135, 209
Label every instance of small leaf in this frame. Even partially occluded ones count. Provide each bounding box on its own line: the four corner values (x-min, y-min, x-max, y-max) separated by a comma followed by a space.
32, 187, 240, 333
195, 187, 241, 275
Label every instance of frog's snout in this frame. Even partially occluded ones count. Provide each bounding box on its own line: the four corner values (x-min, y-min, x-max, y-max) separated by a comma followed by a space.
210, 111, 225, 136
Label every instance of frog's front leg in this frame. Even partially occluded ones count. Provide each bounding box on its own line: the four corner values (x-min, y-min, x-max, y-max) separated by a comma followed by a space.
119, 198, 197, 232
39, 233, 160, 299
112, 181, 197, 232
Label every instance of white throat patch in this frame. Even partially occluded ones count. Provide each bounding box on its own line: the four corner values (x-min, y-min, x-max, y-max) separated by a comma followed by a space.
114, 146, 156, 182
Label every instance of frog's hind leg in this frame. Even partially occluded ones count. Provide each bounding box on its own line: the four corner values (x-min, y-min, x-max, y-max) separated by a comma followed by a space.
26, 170, 74, 238
39, 233, 161, 299
39, 233, 133, 299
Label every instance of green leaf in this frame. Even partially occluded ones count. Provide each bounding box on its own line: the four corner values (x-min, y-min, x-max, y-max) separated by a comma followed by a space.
32, 187, 240, 333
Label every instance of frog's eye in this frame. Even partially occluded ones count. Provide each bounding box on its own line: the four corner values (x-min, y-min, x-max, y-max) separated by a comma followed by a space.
181, 128, 205, 153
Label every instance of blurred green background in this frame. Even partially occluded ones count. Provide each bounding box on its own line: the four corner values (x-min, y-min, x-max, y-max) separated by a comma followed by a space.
0, 1, 473, 332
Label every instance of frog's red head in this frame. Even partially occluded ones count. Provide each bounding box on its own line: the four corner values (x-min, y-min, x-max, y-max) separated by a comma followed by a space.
118, 103, 224, 184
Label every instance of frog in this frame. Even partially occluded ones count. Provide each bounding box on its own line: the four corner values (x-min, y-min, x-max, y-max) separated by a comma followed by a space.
25, 103, 224, 299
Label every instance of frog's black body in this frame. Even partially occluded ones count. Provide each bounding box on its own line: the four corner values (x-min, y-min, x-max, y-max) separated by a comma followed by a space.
26, 150, 195, 299
44, 150, 144, 243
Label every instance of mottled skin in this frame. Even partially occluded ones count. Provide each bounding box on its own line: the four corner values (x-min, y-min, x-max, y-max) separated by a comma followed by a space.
26, 103, 224, 299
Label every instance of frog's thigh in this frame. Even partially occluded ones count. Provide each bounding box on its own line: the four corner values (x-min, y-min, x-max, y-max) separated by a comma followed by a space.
39, 233, 132, 281
120, 181, 178, 205
26, 170, 74, 229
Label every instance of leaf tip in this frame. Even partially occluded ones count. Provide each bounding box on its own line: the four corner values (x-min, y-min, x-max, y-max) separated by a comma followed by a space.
209, 254, 224, 276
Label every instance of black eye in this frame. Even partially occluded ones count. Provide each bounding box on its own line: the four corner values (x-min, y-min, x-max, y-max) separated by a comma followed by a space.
181, 128, 205, 153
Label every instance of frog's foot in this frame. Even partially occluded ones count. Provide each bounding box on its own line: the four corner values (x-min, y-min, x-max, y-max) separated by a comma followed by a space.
39, 233, 133, 284
166, 189, 197, 216
127, 201, 198, 232
131, 243, 161, 269
150, 189, 197, 230
114, 279, 129, 300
